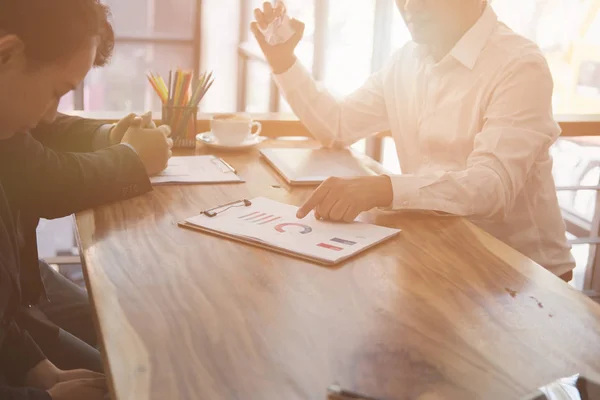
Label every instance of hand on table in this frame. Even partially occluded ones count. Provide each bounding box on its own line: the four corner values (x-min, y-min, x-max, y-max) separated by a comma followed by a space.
26, 360, 107, 399
55, 368, 104, 383
109, 111, 156, 145
296, 176, 394, 222
120, 116, 173, 176
47, 378, 108, 400
250, 1, 304, 74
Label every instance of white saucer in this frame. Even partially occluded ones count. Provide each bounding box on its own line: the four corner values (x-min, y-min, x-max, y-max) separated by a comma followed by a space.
196, 131, 267, 150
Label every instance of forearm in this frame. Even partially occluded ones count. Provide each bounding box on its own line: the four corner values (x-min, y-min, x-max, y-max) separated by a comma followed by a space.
32, 114, 111, 153
90, 123, 115, 151
27, 147, 151, 219
387, 163, 511, 221
0, 134, 151, 219
273, 61, 389, 147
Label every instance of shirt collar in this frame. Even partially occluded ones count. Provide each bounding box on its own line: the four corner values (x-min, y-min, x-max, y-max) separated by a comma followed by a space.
449, 5, 498, 70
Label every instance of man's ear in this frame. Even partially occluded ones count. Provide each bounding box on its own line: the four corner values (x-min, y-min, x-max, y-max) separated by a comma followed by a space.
0, 34, 24, 69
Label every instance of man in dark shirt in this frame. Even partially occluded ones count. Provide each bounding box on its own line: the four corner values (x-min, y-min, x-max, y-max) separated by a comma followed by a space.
13, 111, 165, 373
27, 112, 156, 349
0, 0, 173, 390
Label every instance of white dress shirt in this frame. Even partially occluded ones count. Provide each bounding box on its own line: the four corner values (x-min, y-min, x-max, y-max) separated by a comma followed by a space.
273, 6, 575, 276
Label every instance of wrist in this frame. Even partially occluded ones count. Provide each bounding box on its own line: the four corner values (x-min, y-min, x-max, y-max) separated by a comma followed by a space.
120, 142, 139, 155
25, 360, 60, 390
374, 175, 393, 207
107, 124, 118, 145
91, 124, 115, 150
271, 55, 297, 75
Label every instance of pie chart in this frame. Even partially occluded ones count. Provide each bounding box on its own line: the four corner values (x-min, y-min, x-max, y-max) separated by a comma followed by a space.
274, 223, 313, 234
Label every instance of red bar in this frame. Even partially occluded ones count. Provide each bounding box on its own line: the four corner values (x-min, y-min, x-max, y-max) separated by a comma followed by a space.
317, 243, 343, 251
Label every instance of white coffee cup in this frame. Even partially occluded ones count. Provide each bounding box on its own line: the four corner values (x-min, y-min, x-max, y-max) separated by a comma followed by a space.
210, 113, 262, 146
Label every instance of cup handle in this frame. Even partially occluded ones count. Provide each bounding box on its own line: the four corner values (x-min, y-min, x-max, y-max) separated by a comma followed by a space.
250, 121, 262, 138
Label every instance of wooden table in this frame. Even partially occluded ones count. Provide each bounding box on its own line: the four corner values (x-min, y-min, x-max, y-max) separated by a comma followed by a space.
76, 139, 600, 400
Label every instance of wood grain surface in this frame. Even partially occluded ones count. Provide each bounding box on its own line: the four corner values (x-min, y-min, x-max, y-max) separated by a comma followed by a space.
75, 139, 600, 400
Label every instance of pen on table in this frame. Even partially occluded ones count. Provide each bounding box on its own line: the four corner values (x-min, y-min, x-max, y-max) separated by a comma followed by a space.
327, 384, 382, 400
218, 157, 237, 173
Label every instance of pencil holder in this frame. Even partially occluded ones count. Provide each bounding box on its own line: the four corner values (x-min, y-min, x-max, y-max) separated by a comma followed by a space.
162, 105, 198, 148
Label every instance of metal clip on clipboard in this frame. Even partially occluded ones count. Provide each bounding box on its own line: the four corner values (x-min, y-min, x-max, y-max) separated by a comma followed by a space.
201, 199, 252, 218
209, 156, 237, 174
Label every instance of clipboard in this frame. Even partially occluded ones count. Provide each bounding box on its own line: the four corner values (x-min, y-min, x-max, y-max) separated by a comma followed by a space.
178, 197, 401, 265
260, 148, 378, 186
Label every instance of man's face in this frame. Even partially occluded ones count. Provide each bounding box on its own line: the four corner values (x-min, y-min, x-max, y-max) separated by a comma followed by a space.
0, 35, 98, 139
396, 0, 477, 45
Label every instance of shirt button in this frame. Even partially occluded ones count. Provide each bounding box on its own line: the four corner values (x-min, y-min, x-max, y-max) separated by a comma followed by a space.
402, 201, 410, 206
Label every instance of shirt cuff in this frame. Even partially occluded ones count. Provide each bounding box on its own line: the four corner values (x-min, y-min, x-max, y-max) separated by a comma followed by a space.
384, 174, 424, 210
272, 60, 312, 94
119, 143, 138, 154
92, 124, 115, 151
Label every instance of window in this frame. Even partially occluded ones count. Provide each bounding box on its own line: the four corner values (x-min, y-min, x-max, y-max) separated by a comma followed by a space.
390, 6, 412, 53
69, 0, 202, 112
493, 0, 600, 114
245, 60, 273, 112
323, 0, 376, 96
85, 43, 193, 112
237, 0, 316, 112
105, 0, 197, 37
58, 92, 74, 112
201, 0, 243, 112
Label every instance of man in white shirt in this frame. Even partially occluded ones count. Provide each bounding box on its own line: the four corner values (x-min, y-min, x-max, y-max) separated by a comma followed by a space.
251, 0, 575, 280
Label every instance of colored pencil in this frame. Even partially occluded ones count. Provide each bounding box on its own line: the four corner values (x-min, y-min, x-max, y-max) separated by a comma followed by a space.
147, 68, 215, 142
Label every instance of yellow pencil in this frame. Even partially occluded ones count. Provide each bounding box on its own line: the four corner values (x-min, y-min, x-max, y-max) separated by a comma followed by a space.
147, 74, 167, 104
157, 75, 169, 99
